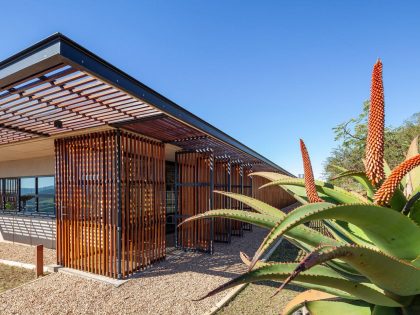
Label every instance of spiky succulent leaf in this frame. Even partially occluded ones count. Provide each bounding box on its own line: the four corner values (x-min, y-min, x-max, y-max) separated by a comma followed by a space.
241, 249, 364, 281
331, 170, 375, 199
214, 191, 282, 218
251, 203, 420, 264
260, 178, 369, 204
198, 263, 404, 307
323, 220, 374, 248
250, 171, 340, 204
250, 203, 336, 267
250, 171, 291, 181
181, 208, 343, 250
283, 245, 420, 297
179, 209, 278, 230
281, 290, 339, 315
405, 136, 420, 195
305, 300, 373, 315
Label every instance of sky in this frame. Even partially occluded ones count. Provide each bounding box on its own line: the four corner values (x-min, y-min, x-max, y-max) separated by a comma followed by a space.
1, 1, 419, 178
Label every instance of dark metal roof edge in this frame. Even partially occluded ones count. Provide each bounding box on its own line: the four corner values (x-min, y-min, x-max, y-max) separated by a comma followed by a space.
0, 33, 62, 69
0, 33, 294, 176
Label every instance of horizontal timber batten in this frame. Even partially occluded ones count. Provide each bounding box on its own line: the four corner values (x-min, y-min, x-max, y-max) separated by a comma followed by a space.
55, 130, 165, 279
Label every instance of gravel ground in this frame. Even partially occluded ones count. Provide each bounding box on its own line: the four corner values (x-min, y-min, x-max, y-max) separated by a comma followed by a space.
0, 227, 268, 315
0, 242, 56, 265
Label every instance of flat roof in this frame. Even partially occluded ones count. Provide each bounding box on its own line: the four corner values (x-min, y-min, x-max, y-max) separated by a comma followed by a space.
0, 33, 292, 175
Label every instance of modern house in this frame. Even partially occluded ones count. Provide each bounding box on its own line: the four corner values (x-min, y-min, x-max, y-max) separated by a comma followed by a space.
0, 34, 295, 279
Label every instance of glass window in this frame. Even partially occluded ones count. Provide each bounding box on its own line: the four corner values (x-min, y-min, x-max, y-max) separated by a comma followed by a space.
38, 177, 55, 214
20, 177, 36, 212
1, 178, 19, 211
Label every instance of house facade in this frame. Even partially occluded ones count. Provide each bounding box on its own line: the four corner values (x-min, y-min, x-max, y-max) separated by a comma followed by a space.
0, 34, 294, 279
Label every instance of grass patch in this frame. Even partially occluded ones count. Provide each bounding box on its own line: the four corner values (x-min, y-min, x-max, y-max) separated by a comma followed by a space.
217, 239, 306, 315
0, 263, 36, 293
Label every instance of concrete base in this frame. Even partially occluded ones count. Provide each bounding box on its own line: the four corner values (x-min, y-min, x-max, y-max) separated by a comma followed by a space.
58, 268, 128, 287
46, 264, 62, 273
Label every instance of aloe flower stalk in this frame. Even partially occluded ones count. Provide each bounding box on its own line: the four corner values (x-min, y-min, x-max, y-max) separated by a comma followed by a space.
300, 139, 324, 203
365, 59, 385, 186
375, 154, 420, 205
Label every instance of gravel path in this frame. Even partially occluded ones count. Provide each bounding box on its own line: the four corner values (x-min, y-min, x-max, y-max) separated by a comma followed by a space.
0, 227, 268, 315
0, 242, 56, 265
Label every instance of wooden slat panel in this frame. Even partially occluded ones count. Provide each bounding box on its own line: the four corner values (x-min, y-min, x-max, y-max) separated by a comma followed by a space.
242, 165, 253, 232
231, 164, 245, 236
119, 132, 166, 277
55, 130, 165, 278
176, 151, 213, 253
213, 158, 231, 243
55, 132, 113, 276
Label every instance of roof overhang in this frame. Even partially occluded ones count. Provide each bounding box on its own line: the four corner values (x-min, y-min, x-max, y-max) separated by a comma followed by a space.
0, 33, 292, 175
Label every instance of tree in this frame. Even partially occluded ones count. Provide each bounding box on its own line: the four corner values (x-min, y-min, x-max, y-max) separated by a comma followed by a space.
323, 101, 420, 192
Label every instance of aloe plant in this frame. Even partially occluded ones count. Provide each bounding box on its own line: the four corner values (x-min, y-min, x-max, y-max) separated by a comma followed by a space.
181, 60, 420, 314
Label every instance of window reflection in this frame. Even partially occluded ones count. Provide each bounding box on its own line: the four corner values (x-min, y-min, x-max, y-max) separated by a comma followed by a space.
38, 177, 55, 213
20, 177, 36, 212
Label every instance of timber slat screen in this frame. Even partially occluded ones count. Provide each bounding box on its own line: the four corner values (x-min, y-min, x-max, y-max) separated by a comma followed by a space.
242, 165, 253, 232
213, 158, 231, 243
175, 151, 214, 253
252, 175, 296, 210
55, 130, 165, 279
230, 163, 244, 236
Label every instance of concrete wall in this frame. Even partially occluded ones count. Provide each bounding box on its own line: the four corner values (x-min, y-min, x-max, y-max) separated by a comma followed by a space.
0, 156, 54, 177
0, 213, 56, 249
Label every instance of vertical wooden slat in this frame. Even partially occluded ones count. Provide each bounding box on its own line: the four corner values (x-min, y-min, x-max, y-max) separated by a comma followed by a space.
175, 151, 213, 253
55, 130, 166, 279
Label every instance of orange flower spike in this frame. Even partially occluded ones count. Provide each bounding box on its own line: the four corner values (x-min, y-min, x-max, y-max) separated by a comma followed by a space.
365, 59, 385, 186
300, 139, 324, 203
374, 154, 420, 205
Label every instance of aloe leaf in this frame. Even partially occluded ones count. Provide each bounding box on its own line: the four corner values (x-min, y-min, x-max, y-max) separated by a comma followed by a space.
280, 185, 309, 204
250, 203, 335, 267
384, 159, 392, 177
214, 191, 283, 218
179, 209, 278, 229
260, 178, 370, 204
331, 170, 375, 199
249, 172, 310, 204
405, 136, 420, 194
323, 220, 373, 248
253, 203, 420, 261
286, 245, 420, 297
389, 188, 408, 211
197, 263, 404, 307
306, 300, 373, 315
181, 208, 343, 250
330, 164, 349, 173
408, 195, 420, 226
250, 171, 292, 181
282, 290, 340, 315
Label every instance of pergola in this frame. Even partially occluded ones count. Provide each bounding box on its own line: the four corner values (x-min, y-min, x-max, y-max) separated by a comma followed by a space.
0, 34, 294, 279
0, 33, 291, 173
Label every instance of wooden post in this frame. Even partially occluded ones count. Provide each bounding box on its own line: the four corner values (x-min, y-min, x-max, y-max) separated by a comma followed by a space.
35, 245, 43, 277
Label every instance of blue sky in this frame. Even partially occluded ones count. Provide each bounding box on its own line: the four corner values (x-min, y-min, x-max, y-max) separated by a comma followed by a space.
1, 1, 419, 178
